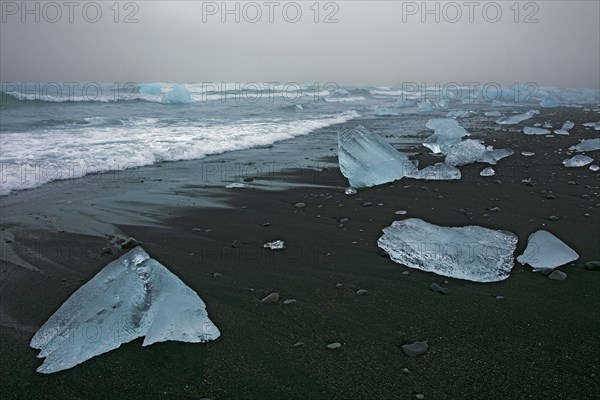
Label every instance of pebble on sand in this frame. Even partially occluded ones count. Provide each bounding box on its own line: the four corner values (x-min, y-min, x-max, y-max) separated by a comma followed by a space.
293, 342, 304, 347
430, 283, 449, 294
283, 299, 297, 305
294, 202, 306, 208
416, 395, 425, 400
327, 342, 342, 350
362, 202, 373, 207
548, 215, 560, 221
548, 270, 567, 281
402, 341, 429, 357
261, 293, 280, 303
335, 283, 344, 288
584, 261, 600, 271
231, 239, 242, 248
356, 289, 369, 295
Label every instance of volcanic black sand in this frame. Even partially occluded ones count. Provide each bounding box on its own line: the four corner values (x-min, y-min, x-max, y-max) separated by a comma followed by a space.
1, 107, 599, 399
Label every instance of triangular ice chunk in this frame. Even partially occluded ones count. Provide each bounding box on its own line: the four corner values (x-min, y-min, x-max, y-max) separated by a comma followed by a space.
30, 247, 220, 374
338, 125, 417, 188
517, 230, 579, 271
377, 219, 518, 283
569, 138, 600, 152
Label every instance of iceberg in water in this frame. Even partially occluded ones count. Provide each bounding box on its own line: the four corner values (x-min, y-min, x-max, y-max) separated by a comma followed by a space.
517, 230, 578, 271
569, 138, 600, 152
397, 97, 416, 107
139, 83, 163, 95
418, 100, 434, 112
523, 126, 551, 135
162, 84, 193, 104
338, 126, 416, 188
540, 97, 560, 107
377, 218, 518, 283
562, 155, 594, 167
30, 247, 220, 374
406, 163, 461, 180
496, 110, 538, 125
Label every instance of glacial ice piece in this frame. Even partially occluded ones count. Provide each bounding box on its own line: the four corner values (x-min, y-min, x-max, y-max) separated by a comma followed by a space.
480, 167, 495, 177
397, 97, 416, 107
562, 155, 594, 167
423, 119, 470, 154
377, 218, 518, 283
374, 107, 399, 116
496, 110, 538, 125
568, 138, 600, 152
540, 97, 560, 107
161, 84, 193, 104
446, 110, 471, 119
583, 121, 600, 131
264, 240, 285, 250
435, 100, 448, 109
30, 247, 220, 374
338, 125, 417, 188
139, 83, 163, 95
478, 148, 514, 165
562, 121, 575, 130
445, 140, 487, 166
522, 152, 535, 157
523, 126, 551, 135
226, 182, 251, 189
418, 100, 434, 112
516, 230, 578, 271
590, 165, 600, 172
485, 111, 502, 117
406, 163, 461, 180
554, 129, 570, 135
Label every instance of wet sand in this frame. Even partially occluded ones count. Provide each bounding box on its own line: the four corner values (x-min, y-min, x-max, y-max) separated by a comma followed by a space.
1, 107, 599, 399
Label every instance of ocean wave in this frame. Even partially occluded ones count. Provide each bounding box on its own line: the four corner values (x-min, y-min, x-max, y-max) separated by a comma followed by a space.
0, 110, 359, 195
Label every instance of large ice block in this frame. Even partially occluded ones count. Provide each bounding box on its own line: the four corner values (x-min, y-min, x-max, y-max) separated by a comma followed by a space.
338, 125, 417, 188
162, 84, 193, 104
444, 140, 486, 166
30, 247, 220, 374
377, 219, 518, 282
516, 230, 578, 271
562, 155, 594, 167
569, 138, 600, 152
423, 119, 470, 154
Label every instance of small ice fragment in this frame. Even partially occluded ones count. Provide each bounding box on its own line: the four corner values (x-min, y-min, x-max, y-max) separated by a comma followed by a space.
523, 126, 551, 135
480, 167, 495, 177
226, 183, 251, 189
590, 165, 600, 171
543, 122, 553, 129
446, 110, 470, 118
338, 125, 417, 188
395, 210, 407, 215
30, 247, 220, 374
496, 110, 538, 125
517, 231, 579, 271
540, 97, 559, 107
478, 149, 514, 165
344, 187, 357, 195
485, 111, 502, 117
264, 240, 285, 250
554, 129, 570, 135
562, 121, 575, 130
522, 151, 535, 157
406, 163, 461, 180
377, 219, 518, 282
569, 138, 600, 152
582, 121, 600, 131
562, 155, 594, 167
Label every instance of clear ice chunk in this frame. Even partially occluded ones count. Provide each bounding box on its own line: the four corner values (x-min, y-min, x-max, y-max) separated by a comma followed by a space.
516, 230, 578, 271
496, 110, 538, 125
264, 240, 285, 250
562, 121, 575, 130
161, 84, 193, 104
377, 218, 518, 283
478, 148, 514, 165
562, 155, 594, 167
480, 167, 495, 177
30, 247, 220, 374
582, 121, 600, 131
568, 138, 600, 152
445, 140, 486, 166
406, 163, 461, 180
554, 129, 570, 135
523, 126, 551, 135
338, 125, 417, 188
423, 119, 470, 154
226, 183, 251, 188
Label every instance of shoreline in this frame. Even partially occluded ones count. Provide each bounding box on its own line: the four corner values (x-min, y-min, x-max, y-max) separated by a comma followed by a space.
1, 106, 599, 399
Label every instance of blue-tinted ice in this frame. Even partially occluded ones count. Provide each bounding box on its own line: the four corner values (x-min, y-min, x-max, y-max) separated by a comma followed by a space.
563, 155, 594, 167
377, 219, 518, 282
338, 126, 416, 188
30, 247, 220, 374
162, 84, 193, 104
496, 110, 538, 125
569, 138, 600, 152
517, 230, 579, 271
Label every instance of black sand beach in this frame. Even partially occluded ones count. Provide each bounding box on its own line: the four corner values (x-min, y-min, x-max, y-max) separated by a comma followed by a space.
1, 107, 599, 399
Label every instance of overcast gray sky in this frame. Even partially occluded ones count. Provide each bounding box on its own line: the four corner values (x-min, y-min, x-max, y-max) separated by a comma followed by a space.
1, 1, 598, 87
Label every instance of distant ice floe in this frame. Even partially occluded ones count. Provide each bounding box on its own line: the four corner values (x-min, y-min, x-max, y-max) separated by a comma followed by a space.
523, 126, 551, 135
583, 121, 600, 131
562, 155, 594, 167
485, 111, 502, 117
338, 125, 416, 188
139, 83, 163, 95
569, 138, 600, 152
496, 110, 539, 125
540, 97, 560, 107
30, 247, 220, 374
377, 219, 518, 283
517, 231, 579, 271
